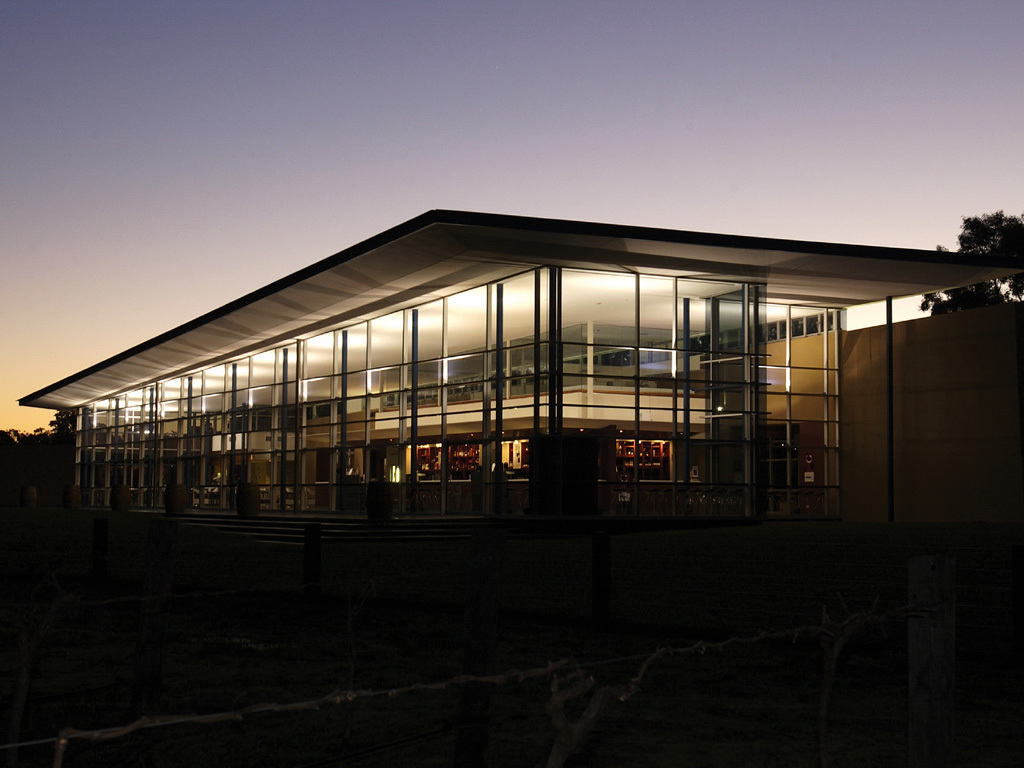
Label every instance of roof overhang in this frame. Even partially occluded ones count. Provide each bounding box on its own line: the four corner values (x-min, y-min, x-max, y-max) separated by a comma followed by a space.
21, 209, 1019, 410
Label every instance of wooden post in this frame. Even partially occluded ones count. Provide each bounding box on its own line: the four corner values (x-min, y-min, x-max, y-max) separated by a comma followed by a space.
63, 484, 82, 509
19, 485, 37, 508
132, 518, 178, 715
454, 528, 505, 768
592, 531, 611, 624
303, 523, 322, 597
1013, 545, 1022, 667
908, 555, 955, 768
92, 517, 108, 582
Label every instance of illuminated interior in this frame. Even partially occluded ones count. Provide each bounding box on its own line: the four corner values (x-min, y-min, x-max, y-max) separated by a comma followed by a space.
70, 267, 840, 516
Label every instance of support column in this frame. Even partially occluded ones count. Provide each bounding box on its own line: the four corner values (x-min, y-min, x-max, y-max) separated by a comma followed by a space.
280, 348, 289, 512
493, 285, 505, 515
886, 296, 895, 523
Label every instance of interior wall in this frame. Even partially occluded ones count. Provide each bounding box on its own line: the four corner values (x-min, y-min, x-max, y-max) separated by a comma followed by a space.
839, 302, 1024, 523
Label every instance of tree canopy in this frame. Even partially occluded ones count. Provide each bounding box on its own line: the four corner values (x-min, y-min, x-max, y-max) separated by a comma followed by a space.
920, 211, 1024, 315
0, 410, 76, 445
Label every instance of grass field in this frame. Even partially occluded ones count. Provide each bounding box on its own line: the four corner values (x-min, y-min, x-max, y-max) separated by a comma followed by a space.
1, 508, 1021, 767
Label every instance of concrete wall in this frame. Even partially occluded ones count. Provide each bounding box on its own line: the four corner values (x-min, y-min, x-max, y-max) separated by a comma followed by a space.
0, 444, 76, 507
839, 302, 1024, 523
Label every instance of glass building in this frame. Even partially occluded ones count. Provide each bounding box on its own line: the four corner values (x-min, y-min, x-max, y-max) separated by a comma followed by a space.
20, 211, 1014, 518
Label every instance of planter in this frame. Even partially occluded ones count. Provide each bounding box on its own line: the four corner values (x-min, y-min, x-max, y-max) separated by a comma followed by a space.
236, 482, 261, 517
110, 484, 131, 511
164, 483, 187, 516
62, 484, 82, 510
19, 485, 37, 508
366, 481, 393, 524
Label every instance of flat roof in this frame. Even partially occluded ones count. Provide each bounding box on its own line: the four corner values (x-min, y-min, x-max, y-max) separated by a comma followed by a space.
21, 209, 1019, 410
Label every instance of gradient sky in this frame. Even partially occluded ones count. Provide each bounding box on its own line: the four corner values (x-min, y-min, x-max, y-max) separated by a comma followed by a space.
3, 1, 1022, 431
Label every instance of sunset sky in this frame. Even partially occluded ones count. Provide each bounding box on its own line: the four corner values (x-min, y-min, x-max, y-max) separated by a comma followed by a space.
3, 1, 1022, 431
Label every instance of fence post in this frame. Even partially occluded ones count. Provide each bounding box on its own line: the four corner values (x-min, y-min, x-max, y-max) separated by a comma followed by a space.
908, 555, 955, 768
592, 531, 611, 625
92, 517, 109, 582
132, 518, 178, 715
1013, 545, 1022, 668
454, 528, 506, 768
304, 523, 322, 598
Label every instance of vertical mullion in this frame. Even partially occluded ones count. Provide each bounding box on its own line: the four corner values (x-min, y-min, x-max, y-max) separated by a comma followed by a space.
533, 269, 541, 434
831, 309, 841, 517
495, 283, 504, 515
741, 284, 752, 515
441, 299, 449, 516
410, 309, 419, 514
184, 381, 192, 496
340, 331, 349, 512
293, 345, 302, 511
280, 349, 288, 511
682, 296, 691, 508
785, 306, 793, 511
149, 386, 158, 506
633, 274, 640, 496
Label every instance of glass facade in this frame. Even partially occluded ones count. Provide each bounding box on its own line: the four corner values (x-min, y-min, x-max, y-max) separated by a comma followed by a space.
75, 266, 840, 516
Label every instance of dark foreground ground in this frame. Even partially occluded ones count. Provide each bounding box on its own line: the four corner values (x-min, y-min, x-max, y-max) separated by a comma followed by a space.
1, 508, 1020, 767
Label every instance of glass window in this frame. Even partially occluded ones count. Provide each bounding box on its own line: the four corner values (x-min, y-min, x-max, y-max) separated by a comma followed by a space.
640, 276, 673, 349
160, 399, 179, 421
639, 347, 673, 378
369, 366, 403, 393
676, 291, 707, 351
370, 313, 404, 368
277, 345, 297, 382
415, 387, 441, 411
159, 379, 181, 404
791, 330, 826, 369
446, 353, 484, 384
592, 346, 635, 377
345, 371, 367, 398
229, 359, 249, 391
763, 304, 789, 365
501, 271, 537, 345
416, 359, 442, 388
250, 351, 276, 387
714, 292, 744, 351
413, 301, 443, 361
249, 386, 273, 408
562, 271, 635, 347
343, 398, 367, 419
303, 377, 332, 402
203, 366, 225, 394
562, 343, 588, 375
448, 286, 487, 355
339, 323, 368, 373
791, 367, 826, 395
446, 382, 483, 408
304, 332, 335, 378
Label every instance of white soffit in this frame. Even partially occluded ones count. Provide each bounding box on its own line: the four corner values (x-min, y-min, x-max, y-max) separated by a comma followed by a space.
21, 211, 1018, 410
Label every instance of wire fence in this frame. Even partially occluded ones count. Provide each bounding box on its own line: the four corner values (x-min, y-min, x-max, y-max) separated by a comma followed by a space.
1, 511, 1020, 767
1, 586, 924, 768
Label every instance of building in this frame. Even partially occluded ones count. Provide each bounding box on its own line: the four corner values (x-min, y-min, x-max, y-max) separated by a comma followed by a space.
19, 211, 1022, 520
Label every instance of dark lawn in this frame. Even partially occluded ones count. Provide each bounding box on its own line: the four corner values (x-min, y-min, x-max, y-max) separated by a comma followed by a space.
1, 508, 1020, 767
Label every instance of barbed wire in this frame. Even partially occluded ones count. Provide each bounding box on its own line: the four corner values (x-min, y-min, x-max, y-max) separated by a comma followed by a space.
0, 600, 922, 767
0, 580, 325, 617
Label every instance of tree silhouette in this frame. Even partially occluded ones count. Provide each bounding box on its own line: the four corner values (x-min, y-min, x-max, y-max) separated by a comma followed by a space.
48, 409, 76, 444
921, 211, 1024, 315
0, 410, 76, 445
